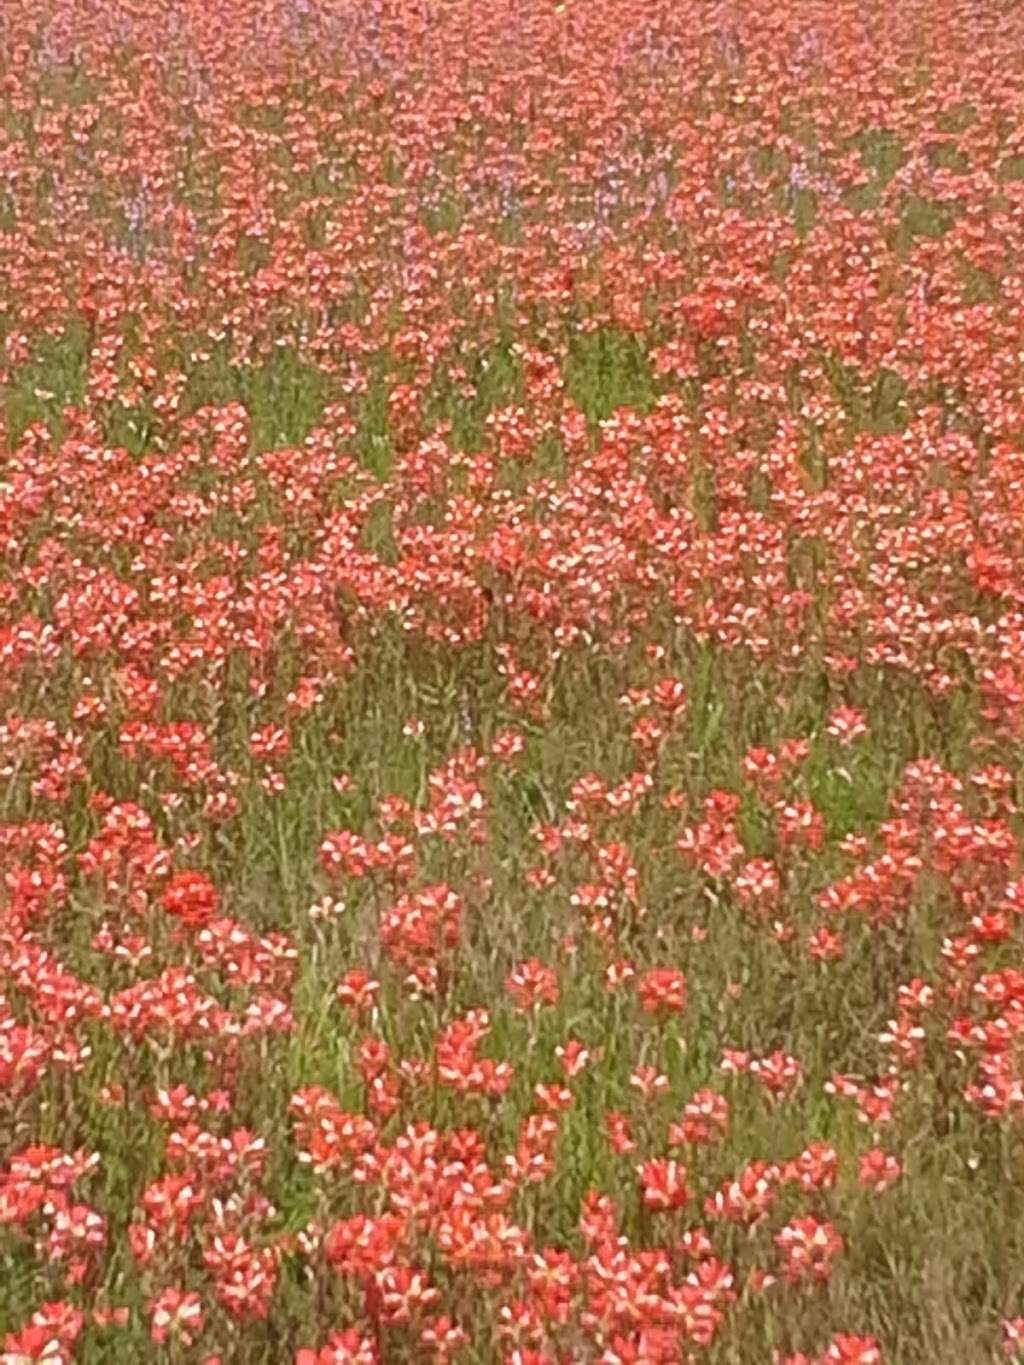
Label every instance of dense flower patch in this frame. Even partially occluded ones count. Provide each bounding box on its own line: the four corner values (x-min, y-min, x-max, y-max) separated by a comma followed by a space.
3, 0, 1024, 1359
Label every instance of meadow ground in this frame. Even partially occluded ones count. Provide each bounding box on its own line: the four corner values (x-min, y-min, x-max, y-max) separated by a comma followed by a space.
3, 1, 1024, 1361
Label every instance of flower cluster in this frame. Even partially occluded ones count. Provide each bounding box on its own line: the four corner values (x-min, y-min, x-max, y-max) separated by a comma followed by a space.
2, 0, 1024, 1359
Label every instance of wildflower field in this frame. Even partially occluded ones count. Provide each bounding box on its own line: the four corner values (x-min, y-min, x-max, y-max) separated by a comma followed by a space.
5, 0, 1024, 1360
